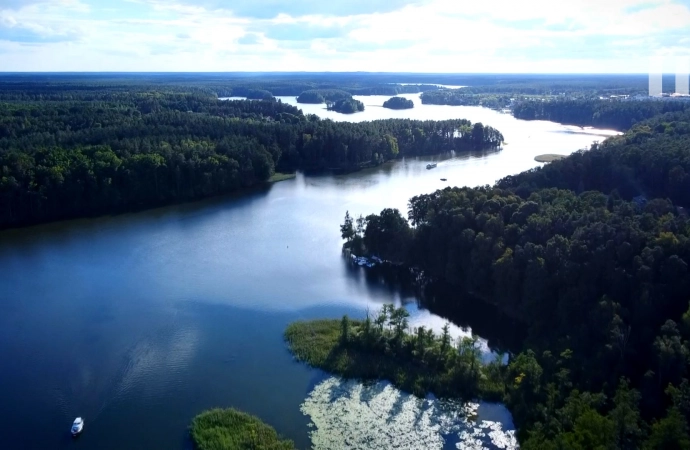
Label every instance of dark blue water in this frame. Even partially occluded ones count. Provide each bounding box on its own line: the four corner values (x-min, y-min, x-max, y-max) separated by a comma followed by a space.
0, 106, 616, 449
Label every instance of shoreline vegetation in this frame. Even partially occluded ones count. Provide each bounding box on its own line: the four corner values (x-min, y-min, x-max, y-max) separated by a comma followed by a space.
190, 408, 295, 450
533, 153, 566, 162
284, 306, 506, 402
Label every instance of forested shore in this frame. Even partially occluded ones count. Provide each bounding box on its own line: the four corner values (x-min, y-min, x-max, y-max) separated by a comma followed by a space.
0, 85, 502, 229
346, 109, 690, 448
513, 98, 690, 131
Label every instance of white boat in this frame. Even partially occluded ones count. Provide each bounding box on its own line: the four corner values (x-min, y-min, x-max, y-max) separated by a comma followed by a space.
71, 417, 84, 436
426, 163, 437, 169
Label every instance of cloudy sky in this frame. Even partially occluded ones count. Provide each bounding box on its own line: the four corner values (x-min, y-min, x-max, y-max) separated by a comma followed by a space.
1, 0, 689, 72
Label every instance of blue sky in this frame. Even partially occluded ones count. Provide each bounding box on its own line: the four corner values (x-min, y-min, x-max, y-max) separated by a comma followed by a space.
0, 0, 689, 72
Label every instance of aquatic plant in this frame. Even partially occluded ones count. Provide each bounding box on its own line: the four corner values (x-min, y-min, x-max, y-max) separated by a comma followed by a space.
301, 376, 518, 450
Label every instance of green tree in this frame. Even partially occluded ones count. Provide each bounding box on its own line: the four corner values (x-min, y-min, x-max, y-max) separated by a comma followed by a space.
644, 407, 690, 450
609, 378, 644, 448
340, 315, 350, 344
340, 211, 355, 242
557, 409, 616, 450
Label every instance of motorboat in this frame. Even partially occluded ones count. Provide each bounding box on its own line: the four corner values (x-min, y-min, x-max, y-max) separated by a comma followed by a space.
440, 178, 447, 181
71, 417, 84, 436
426, 163, 437, 169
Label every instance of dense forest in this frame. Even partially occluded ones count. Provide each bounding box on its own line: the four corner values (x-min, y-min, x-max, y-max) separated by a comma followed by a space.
327, 98, 365, 114
348, 109, 690, 448
243, 89, 275, 100
296, 89, 353, 104
513, 99, 690, 131
421, 90, 513, 110
0, 84, 502, 229
499, 109, 690, 206
382, 97, 414, 110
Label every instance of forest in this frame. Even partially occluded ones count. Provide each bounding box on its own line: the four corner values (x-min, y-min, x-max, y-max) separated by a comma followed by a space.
421, 90, 513, 110
296, 89, 353, 104
346, 109, 690, 448
382, 96, 414, 110
513, 98, 690, 131
0, 84, 502, 229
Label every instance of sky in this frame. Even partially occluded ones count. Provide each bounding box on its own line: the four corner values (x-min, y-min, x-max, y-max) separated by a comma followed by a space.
0, 0, 689, 72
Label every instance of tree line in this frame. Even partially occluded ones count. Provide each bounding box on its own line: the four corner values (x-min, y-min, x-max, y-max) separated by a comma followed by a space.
344, 109, 690, 448
296, 89, 353, 104
421, 90, 512, 110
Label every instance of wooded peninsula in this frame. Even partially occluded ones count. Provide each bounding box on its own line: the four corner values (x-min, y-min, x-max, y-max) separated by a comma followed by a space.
344, 108, 690, 448
0, 79, 503, 230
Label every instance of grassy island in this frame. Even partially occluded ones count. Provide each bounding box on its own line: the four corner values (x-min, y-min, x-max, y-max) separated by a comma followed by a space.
267, 172, 297, 183
534, 153, 566, 162
190, 408, 295, 450
284, 305, 505, 401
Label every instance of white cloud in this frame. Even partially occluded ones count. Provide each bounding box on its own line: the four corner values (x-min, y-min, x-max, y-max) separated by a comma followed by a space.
0, 0, 689, 71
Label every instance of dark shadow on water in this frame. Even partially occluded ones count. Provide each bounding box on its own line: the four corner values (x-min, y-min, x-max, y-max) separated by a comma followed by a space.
341, 258, 419, 308
421, 282, 526, 355
386, 388, 407, 425
300, 147, 504, 182
0, 182, 274, 245
443, 433, 462, 450
341, 254, 525, 356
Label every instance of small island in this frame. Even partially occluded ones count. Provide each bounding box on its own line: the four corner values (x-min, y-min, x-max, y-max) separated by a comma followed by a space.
382, 96, 414, 110
284, 305, 504, 400
534, 153, 566, 162
327, 98, 365, 114
190, 408, 295, 450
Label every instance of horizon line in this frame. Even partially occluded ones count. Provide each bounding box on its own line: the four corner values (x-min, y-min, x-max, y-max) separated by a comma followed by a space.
0, 71, 666, 76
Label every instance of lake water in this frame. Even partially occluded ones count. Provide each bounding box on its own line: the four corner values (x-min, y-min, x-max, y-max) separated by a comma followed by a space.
0, 96, 619, 449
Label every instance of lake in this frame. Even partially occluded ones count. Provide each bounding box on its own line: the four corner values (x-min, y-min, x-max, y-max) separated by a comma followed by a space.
0, 95, 619, 449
